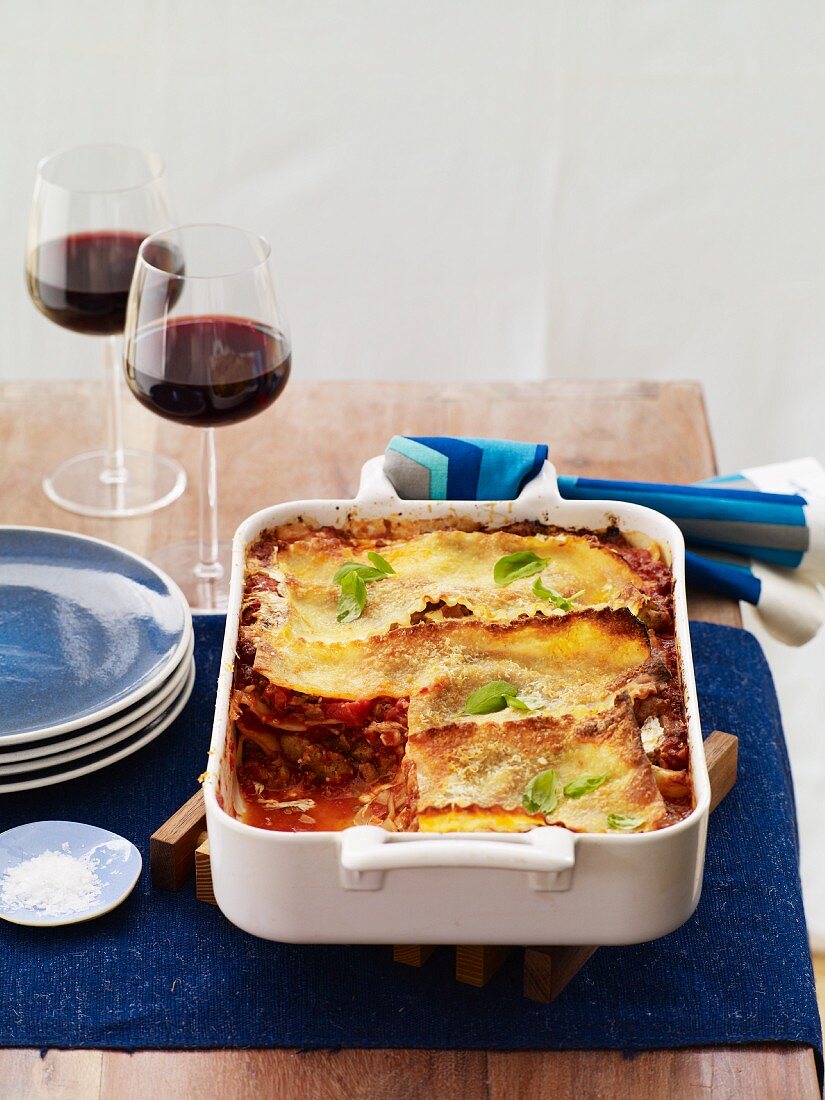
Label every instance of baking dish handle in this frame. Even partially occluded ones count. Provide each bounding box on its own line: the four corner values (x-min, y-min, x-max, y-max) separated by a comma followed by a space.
355, 455, 563, 506
355, 455, 405, 503
338, 825, 576, 892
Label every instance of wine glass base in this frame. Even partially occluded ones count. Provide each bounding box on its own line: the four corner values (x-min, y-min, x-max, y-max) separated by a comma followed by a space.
42, 449, 187, 518
150, 542, 233, 613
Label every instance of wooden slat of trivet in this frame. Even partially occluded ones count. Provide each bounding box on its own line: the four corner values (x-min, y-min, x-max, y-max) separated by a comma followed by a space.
704, 730, 738, 813
195, 836, 216, 905
150, 790, 206, 890
455, 945, 512, 987
393, 945, 436, 967
523, 945, 598, 1003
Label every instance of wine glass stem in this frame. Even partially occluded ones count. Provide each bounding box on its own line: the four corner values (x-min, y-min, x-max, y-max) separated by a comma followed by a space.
195, 427, 223, 581
100, 334, 128, 485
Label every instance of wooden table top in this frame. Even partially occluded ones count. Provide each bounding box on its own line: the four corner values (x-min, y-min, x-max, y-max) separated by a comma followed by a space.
0, 378, 817, 1099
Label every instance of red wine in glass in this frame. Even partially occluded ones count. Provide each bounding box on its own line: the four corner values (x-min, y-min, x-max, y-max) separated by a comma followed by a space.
26, 143, 187, 518
124, 224, 290, 611
26, 232, 184, 336
125, 315, 291, 427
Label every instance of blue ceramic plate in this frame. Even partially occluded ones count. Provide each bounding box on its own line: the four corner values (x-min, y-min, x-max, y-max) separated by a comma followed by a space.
0, 656, 195, 773
0, 634, 194, 763
0, 660, 195, 793
0, 820, 142, 927
0, 528, 190, 743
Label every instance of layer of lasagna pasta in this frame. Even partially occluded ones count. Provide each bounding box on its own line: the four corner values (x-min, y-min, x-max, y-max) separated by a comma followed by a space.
227, 519, 692, 834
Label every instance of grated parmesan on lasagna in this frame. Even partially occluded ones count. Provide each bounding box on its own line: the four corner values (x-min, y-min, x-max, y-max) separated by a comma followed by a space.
227, 519, 692, 835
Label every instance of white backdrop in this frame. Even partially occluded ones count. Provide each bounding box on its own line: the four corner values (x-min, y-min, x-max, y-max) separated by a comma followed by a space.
5, 0, 825, 473
4, 0, 825, 934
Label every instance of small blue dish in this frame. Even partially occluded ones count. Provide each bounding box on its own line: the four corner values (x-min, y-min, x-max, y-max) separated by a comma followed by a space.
0, 527, 190, 743
0, 820, 142, 927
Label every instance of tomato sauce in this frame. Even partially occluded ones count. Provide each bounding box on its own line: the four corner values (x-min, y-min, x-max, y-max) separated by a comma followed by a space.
240, 790, 364, 832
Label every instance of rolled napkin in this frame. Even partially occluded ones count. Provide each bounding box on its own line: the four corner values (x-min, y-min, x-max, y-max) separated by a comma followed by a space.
558, 464, 825, 574
385, 436, 548, 501
384, 437, 825, 645
684, 550, 824, 647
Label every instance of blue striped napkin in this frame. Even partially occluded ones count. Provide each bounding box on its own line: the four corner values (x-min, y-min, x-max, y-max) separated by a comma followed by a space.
385, 436, 548, 501
384, 437, 825, 645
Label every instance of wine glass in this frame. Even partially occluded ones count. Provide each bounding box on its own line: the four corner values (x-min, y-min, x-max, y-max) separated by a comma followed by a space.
26, 143, 186, 517
124, 224, 291, 611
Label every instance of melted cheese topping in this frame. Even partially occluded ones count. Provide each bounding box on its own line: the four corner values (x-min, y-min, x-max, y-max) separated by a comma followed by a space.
248, 528, 646, 646
419, 808, 541, 832
407, 613, 663, 731
252, 607, 654, 702
410, 697, 667, 831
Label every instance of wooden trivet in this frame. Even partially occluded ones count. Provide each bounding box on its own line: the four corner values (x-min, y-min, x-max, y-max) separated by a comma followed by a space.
150, 789, 206, 890
150, 730, 738, 1002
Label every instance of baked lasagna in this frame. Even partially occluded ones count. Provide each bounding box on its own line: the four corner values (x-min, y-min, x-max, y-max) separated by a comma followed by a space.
225, 520, 692, 834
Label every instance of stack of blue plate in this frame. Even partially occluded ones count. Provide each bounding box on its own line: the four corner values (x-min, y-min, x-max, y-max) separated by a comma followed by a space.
0, 528, 194, 793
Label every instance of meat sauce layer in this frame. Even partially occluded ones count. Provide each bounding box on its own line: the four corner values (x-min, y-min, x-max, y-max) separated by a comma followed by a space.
233, 679, 411, 831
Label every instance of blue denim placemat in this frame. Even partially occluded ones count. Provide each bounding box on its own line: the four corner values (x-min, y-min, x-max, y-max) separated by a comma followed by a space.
0, 616, 820, 1075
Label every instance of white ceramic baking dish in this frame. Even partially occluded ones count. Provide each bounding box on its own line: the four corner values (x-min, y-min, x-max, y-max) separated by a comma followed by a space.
203, 457, 709, 945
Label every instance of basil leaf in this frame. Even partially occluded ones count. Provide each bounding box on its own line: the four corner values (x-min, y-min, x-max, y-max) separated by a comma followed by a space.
523, 769, 558, 815
333, 561, 386, 585
532, 577, 585, 611
493, 551, 546, 587
463, 681, 544, 715
333, 555, 396, 624
462, 680, 519, 715
366, 551, 396, 575
563, 774, 608, 799
607, 813, 644, 831
336, 570, 367, 623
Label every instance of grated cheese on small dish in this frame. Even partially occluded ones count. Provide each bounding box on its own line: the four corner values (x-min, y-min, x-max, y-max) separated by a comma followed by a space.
0, 849, 102, 917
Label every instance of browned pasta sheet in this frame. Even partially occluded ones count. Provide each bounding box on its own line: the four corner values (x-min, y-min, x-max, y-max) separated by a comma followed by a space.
411, 696, 667, 832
